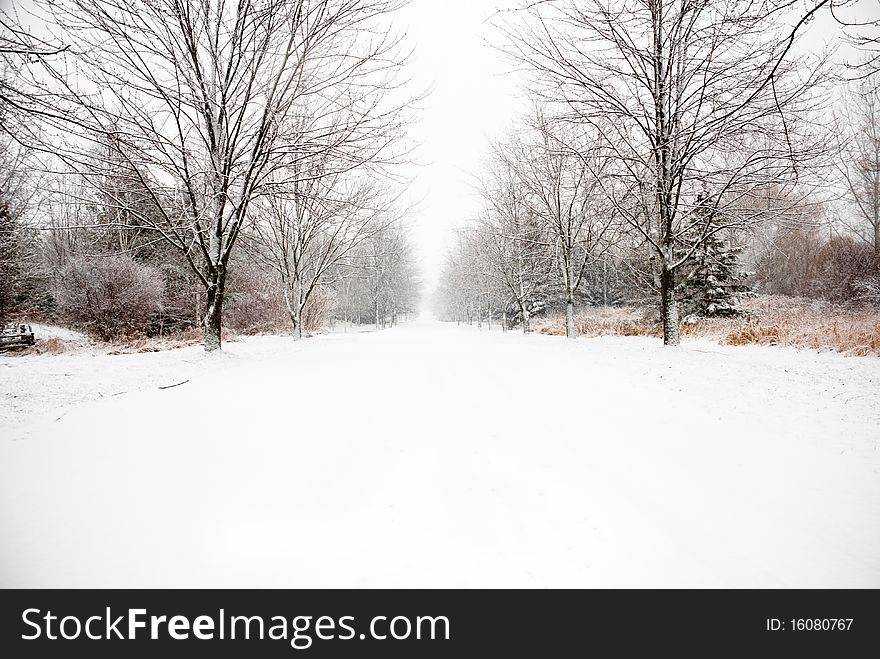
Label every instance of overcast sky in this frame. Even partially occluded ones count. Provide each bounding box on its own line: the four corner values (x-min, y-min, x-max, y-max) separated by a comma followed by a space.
396, 0, 524, 300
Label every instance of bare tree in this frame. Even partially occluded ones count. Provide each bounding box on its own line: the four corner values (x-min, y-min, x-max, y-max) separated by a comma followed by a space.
1, 2, 67, 129
499, 0, 830, 344
478, 144, 554, 334
437, 227, 502, 327
15, 0, 412, 350
248, 165, 398, 339
504, 112, 618, 338
839, 71, 880, 255
361, 219, 417, 329
826, 0, 880, 77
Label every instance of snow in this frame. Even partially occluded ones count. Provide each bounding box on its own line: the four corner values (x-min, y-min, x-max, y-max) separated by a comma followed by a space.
1, 316, 878, 587
27, 323, 92, 345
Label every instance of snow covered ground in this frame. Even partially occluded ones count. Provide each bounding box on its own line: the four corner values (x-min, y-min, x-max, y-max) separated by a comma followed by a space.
1, 316, 878, 587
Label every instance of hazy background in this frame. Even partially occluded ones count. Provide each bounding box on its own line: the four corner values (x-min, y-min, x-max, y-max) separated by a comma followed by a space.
397, 0, 524, 303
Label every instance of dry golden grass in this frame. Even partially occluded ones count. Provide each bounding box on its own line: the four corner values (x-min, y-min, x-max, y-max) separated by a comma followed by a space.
535, 296, 880, 357
721, 313, 880, 356
16, 336, 68, 356
534, 306, 661, 338
42, 337, 66, 354
105, 326, 233, 354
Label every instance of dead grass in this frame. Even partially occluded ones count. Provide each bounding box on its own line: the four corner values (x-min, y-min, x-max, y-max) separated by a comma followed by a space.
534, 295, 880, 357
43, 337, 67, 354
720, 313, 880, 357
16, 337, 69, 355
105, 327, 239, 355
3, 324, 264, 358
534, 306, 662, 338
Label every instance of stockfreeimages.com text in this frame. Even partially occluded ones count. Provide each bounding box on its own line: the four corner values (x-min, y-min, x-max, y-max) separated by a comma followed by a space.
21, 607, 450, 649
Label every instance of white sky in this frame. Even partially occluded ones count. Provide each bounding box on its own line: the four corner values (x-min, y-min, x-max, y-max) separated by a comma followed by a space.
395, 0, 525, 299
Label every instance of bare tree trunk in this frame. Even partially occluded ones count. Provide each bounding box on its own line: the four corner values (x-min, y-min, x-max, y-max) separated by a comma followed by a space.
502, 309, 507, 332
203, 268, 225, 351
283, 280, 302, 340
521, 303, 530, 334
292, 309, 302, 340
565, 294, 575, 339
293, 278, 303, 340
660, 263, 680, 346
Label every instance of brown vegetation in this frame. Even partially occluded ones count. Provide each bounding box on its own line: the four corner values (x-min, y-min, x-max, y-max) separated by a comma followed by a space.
41, 337, 66, 354
534, 296, 880, 357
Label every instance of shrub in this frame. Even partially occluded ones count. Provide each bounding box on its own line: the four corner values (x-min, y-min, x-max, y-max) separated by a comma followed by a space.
223, 257, 288, 335
854, 274, 880, 307
809, 236, 879, 303
302, 286, 336, 334
55, 255, 164, 341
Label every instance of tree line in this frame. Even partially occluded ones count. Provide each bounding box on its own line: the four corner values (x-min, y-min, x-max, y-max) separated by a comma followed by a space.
0, 0, 420, 349
435, 0, 880, 344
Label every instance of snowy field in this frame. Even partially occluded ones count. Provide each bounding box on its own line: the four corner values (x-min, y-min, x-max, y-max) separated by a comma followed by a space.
1, 316, 878, 588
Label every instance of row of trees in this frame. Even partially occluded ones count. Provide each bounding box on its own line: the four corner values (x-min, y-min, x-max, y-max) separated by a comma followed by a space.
1, 0, 420, 346
436, 0, 880, 343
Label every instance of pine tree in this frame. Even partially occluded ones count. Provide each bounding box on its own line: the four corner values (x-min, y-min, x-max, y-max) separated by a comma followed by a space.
680, 203, 753, 318
0, 196, 17, 321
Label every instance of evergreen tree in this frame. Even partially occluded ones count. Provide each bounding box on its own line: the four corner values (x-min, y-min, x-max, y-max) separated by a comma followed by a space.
0, 196, 18, 321
680, 200, 753, 318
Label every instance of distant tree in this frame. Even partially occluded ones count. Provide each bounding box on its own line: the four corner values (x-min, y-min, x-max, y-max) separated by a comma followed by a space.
810, 234, 879, 302
478, 140, 554, 333
361, 221, 418, 329
504, 112, 618, 337
838, 73, 880, 256
0, 193, 22, 321
248, 165, 397, 340
0, 137, 43, 322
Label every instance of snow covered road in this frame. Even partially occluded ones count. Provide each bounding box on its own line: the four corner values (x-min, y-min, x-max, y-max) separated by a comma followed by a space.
1, 317, 879, 587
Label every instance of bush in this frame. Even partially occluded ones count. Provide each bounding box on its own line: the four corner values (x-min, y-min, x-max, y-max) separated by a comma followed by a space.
753, 226, 821, 298
854, 275, 880, 307
55, 255, 164, 340
809, 236, 879, 303
754, 229, 880, 303
302, 286, 336, 334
